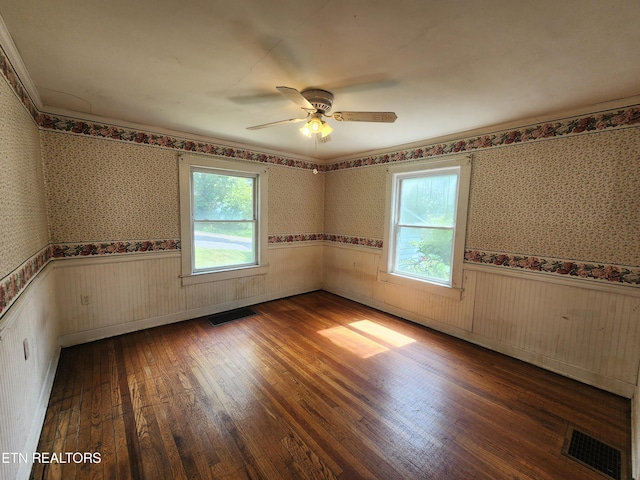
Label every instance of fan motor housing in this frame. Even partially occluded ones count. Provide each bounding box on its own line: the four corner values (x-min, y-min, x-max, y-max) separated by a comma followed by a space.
301, 89, 334, 114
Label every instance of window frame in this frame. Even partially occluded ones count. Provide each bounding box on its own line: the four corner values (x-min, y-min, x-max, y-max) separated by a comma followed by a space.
379, 155, 471, 299
179, 154, 269, 286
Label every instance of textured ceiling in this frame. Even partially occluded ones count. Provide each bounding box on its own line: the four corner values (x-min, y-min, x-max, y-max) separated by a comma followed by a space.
1, 0, 639, 160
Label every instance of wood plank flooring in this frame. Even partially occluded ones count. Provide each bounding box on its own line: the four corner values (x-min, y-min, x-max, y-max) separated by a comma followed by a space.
32, 291, 631, 479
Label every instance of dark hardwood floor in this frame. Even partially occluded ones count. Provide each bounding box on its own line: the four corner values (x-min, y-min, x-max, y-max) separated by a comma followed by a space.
32, 291, 631, 479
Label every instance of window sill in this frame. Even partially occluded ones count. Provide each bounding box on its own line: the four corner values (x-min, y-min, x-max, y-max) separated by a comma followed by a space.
377, 270, 463, 300
181, 264, 269, 286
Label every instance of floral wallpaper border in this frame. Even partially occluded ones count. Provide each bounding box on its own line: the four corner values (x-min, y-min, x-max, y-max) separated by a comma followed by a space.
51, 239, 180, 258
0, 45, 40, 123
0, 235, 381, 317
0, 240, 180, 318
0, 45, 319, 171
269, 233, 325, 244
0, 245, 52, 319
3, 239, 640, 319
269, 233, 383, 249
38, 114, 321, 170
464, 249, 640, 286
324, 107, 640, 171
36, 105, 640, 174
2, 42, 640, 175
322, 234, 384, 249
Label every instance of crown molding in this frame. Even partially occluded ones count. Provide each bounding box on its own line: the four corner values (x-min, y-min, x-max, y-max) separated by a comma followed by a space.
0, 12, 42, 110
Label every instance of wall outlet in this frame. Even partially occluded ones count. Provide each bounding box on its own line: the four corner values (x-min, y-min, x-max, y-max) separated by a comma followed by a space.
23, 338, 30, 361
80, 294, 91, 305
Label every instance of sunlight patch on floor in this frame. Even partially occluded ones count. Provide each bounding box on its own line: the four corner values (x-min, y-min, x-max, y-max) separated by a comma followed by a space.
349, 320, 416, 347
318, 326, 389, 358
318, 319, 416, 358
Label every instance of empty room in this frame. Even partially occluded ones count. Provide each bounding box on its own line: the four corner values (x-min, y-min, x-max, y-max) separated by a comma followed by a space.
1, 1, 639, 479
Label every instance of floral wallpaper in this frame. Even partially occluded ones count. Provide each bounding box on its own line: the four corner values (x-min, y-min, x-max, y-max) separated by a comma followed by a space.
0, 67, 49, 280
268, 165, 325, 236
41, 133, 328, 243
466, 129, 640, 267
324, 166, 386, 240
41, 132, 181, 242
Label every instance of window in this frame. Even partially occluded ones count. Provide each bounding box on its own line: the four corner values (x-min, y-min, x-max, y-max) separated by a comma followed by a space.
191, 168, 257, 271
380, 156, 471, 297
179, 155, 268, 285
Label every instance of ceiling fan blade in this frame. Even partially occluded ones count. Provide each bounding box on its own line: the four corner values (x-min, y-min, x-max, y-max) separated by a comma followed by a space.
246, 116, 309, 130
276, 86, 316, 112
332, 111, 397, 123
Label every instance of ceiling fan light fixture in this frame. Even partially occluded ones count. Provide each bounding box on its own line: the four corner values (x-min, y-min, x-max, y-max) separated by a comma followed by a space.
300, 115, 331, 138
310, 117, 322, 132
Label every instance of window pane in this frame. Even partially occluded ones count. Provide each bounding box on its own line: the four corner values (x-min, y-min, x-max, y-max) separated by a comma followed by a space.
394, 226, 453, 282
399, 174, 458, 226
193, 171, 254, 221
194, 222, 255, 270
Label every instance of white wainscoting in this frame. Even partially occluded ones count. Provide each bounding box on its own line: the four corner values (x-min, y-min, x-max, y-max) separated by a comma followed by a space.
55, 243, 324, 346
634, 382, 640, 480
470, 267, 640, 395
2, 242, 639, 479
0, 243, 322, 480
322, 243, 640, 398
0, 265, 59, 480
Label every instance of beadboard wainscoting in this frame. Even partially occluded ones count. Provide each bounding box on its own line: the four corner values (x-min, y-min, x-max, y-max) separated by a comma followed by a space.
322, 243, 640, 399
631, 387, 640, 478
635, 382, 640, 480
0, 265, 59, 480
54, 243, 323, 346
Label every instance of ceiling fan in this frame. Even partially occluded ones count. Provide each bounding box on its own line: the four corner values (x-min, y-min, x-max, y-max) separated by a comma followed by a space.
246, 86, 397, 142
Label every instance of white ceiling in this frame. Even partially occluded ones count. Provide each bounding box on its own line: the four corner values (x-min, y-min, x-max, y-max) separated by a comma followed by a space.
1, 0, 639, 161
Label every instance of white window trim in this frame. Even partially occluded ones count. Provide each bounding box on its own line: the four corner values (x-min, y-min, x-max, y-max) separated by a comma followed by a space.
179, 154, 269, 286
378, 155, 471, 300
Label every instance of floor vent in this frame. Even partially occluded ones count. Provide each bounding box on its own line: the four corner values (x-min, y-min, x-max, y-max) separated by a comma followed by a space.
205, 308, 257, 327
562, 426, 626, 480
